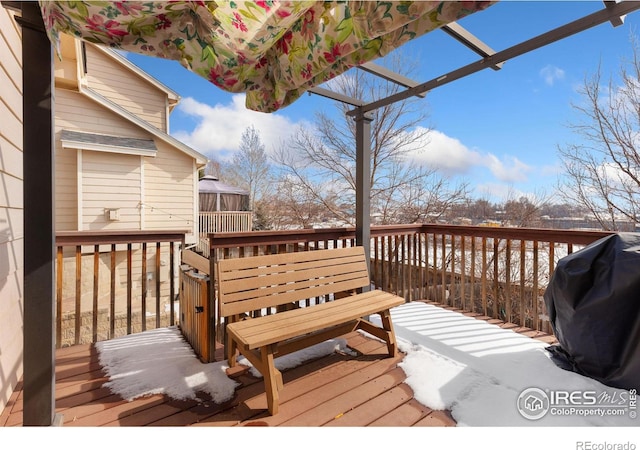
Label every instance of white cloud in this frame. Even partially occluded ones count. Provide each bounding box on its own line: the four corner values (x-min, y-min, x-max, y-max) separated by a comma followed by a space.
172, 94, 311, 161
484, 154, 531, 183
407, 128, 484, 174
407, 128, 532, 183
539, 64, 565, 86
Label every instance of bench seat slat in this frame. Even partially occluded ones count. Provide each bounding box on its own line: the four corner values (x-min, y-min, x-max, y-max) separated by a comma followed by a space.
218, 254, 366, 283
218, 247, 365, 273
219, 262, 369, 300
218, 249, 373, 317
226, 290, 404, 349
228, 289, 395, 336
221, 279, 366, 317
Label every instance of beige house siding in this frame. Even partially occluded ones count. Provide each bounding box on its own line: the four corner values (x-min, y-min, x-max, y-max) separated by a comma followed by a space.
54, 69, 203, 239
81, 151, 142, 230
54, 139, 78, 231
55, 88, 149, 138
0, 5, 23, 415
55, 86, 199, 237
84, 44, 168, 132
54, 88, 149, 231
144, 142, 197, 238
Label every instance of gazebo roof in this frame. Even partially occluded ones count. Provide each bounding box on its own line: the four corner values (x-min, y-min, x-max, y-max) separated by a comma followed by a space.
199, 175, 249, 196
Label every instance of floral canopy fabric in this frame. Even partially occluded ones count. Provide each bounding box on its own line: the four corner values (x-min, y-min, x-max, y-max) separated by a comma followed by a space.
40, 1, 494, 113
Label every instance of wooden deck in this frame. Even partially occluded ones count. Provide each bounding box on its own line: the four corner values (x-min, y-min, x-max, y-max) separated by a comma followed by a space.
1, 302, 557, 427
1, 331, 457, 427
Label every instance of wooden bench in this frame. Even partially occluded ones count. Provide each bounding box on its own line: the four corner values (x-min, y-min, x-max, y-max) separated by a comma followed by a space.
217, 246, 405, 415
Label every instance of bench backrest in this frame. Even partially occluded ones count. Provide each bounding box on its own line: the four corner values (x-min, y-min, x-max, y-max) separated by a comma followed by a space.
217, 246, 370, 318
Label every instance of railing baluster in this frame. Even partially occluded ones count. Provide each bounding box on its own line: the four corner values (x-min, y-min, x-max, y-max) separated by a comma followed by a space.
401, 235, 406, 299
93, 245, 99, 343
75, 245, 81, 345
533, 240, 539, 331
56, 246, 63, 348
440, 234, 446, 304
470, 236, 476, 313
549, 241, 556, 280
418, 231, 424, 302
411, 232, 417, 301
110, 243, 116, 338
169, 241, 176, 326
493, 238, 499, 319
460, 235, 466, 311
127, 243, 132, 335
372, 237, 378, 287
505, 239, 512, 323
155, 241, 161, 329
387, 235, 393, 293
481, 237, 488, 317
450, 234, 456, 308
432, 232, 437, 301
520, 239, 526, 328
141, 242, 147, 332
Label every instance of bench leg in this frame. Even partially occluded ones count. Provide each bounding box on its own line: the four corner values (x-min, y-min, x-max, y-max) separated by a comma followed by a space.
226, 332, 238, 367
379, 310, 398, 357
261, 344, 283, 415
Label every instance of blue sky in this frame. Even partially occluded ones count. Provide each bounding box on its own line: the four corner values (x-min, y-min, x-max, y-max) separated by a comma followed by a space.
125, 1, 640, 203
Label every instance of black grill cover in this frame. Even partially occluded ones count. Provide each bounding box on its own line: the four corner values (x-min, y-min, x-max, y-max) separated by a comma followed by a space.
544, 232, 640, 390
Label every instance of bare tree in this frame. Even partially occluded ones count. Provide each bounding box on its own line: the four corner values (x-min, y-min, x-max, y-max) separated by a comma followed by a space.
558, 37, 640, 230
389, 175, 468, 224
203, 160, 221, 178
272, 52, 467, 227
500, 189, 549, 227
222, 125, 271, 210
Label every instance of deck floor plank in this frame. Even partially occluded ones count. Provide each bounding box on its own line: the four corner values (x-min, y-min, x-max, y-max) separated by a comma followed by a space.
325, 383, 415, 426
414, 410, 457, 427
279, 365, 407, 426
247, 353, 402, 426
368, 398, 434, 426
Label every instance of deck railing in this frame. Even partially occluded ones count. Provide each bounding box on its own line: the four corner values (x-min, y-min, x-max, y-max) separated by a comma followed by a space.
202, 224, 614, 343
401, 224, 613, 331
197, 211, 253, 256
55, 230, 186, 348
54, 225, 615, 353
199, 211, 253, 234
